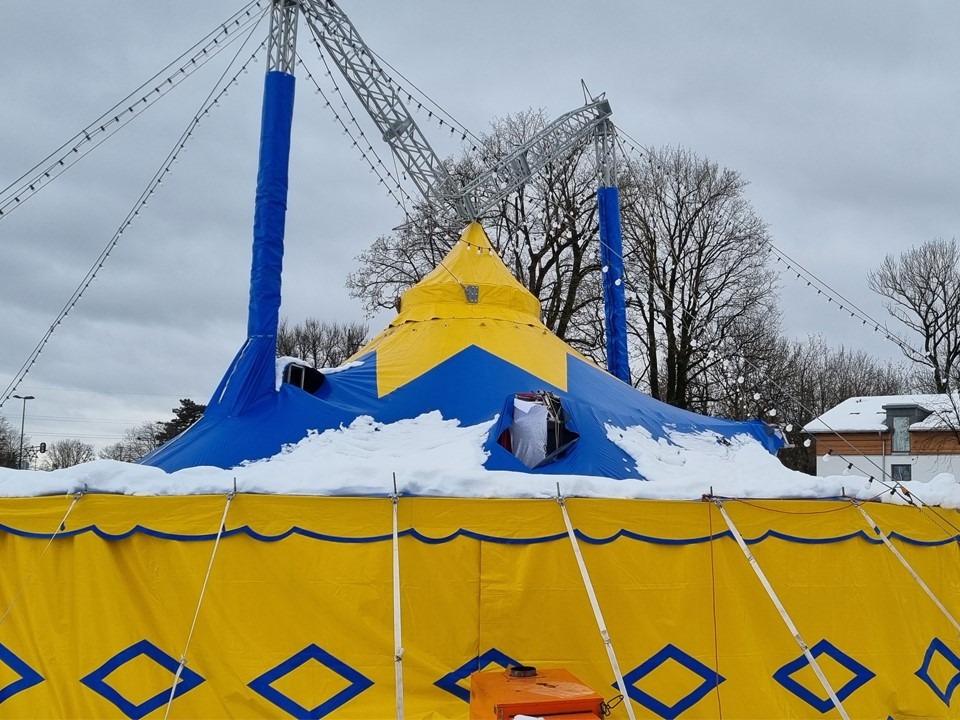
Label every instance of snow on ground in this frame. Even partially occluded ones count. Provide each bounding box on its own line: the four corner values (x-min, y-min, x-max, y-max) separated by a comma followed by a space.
0, 411, 957, 506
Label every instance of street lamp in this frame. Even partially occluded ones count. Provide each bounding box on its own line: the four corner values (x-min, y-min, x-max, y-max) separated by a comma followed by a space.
12, 395, 34, 470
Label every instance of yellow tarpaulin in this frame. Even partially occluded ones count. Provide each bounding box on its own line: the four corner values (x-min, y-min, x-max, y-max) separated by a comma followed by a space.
0, 495, 958, 718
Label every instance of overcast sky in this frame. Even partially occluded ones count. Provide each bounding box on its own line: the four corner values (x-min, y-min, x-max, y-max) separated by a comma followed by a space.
2, 1, 959, 453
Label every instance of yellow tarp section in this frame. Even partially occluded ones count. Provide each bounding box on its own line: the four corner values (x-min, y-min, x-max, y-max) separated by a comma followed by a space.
351, 223, 590, 396
0, 495, 958, 718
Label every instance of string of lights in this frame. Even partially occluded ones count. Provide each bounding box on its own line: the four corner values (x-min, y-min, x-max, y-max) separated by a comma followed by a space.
367, 48, 481, 151
614, 126, 925, 362
0, 21, 268, 413
0, 1, 268, 222
295, 49, 414, 211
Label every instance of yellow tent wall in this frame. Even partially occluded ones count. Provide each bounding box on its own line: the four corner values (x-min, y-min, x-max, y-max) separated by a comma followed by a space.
0, 494, 958, 718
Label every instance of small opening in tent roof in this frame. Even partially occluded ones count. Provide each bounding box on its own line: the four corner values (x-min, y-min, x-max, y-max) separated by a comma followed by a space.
282, 363, 326, 395
497, 391, 579, 468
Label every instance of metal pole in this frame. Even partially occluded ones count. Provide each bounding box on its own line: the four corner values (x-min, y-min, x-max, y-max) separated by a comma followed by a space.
12, 394, 33, 470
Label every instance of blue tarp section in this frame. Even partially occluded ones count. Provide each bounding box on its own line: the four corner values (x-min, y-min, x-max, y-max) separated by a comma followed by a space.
142, 345, 781, 477
597, 186, 630, 383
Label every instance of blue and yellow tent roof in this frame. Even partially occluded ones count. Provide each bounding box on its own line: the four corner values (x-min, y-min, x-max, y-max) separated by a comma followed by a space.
359, 223, 583, 396
142, 223, 780, 475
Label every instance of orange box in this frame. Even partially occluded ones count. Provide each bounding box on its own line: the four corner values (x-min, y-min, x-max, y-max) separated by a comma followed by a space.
469, 667, 604, 719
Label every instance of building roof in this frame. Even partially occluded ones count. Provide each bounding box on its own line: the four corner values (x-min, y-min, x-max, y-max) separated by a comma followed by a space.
803, 394, 960, 434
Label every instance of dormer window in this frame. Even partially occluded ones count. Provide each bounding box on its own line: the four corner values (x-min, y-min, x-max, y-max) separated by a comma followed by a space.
883, 403, 931, 454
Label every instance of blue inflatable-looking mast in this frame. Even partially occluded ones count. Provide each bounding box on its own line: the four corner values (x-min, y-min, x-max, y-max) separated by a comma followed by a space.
207, 0, 299, 416
596, 118, 630, 384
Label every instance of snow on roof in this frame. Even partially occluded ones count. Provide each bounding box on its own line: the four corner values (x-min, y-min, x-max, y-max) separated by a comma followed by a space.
803, 394, 960, 434
3, 411, 959, 507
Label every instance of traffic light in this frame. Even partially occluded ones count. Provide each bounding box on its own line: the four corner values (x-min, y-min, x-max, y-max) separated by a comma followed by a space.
39, 442, 46, 453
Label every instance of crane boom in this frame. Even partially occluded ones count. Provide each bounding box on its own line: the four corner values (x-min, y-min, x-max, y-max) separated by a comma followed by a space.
299, 0, 467, 216
298, 0, 611, 222
297, 0, 630, 382
456, 99, 611, 220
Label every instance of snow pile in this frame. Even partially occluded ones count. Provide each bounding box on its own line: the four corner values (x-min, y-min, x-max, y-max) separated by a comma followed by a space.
0, 411, 957, 506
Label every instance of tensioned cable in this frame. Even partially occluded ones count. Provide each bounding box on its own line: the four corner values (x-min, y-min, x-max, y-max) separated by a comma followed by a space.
368, 48, 482, 150
713, 498, 851, 719
0, 1, 266, 221
296, 47, 466, 290
296, 48, 415, 210
851, 499, 960, 635
163, 492, 234, 720
390, 476, 405, 720
0, 15, 268, 412
556, 486, 637, 720
766, 245, 925, 363
0, 490, 84, 631
706, 505, 724, 719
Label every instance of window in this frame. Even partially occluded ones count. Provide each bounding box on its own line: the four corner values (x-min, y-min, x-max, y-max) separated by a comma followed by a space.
891, 416, 911, 453
890, 464, 912, 483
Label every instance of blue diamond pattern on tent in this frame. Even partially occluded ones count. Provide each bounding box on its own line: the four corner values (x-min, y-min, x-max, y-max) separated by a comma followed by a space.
916, 637, 960, 706
0, 643, 43, 704
79, 639, 203, 719
618, 643, 724, 720
247, 643, 373, 719
773, 639, 875, 713
435, 648, 521, 702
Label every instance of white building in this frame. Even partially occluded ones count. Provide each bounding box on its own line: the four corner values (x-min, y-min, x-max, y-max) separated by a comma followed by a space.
803, 394, 960, 483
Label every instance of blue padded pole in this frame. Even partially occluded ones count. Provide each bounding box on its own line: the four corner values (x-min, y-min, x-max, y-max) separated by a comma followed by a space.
248, 70, 295, 342
597, 186, 631, 383
205, 69, 296, 417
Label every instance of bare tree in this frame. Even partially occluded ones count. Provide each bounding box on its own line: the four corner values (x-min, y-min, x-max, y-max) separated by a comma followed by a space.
99, 421, 164, 463
277, 318, 369, 368
345, 206, 459, 314
620, 146, 778, 409
717, 335, 908, 473
0, 416, 19, 468
45, 439, 95, 470
868, 238, 960, 393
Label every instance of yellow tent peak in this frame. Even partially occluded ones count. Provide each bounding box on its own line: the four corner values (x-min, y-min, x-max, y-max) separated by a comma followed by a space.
394, 222, 541, 322
459, 220, 493, 250
350, 222, 584, 395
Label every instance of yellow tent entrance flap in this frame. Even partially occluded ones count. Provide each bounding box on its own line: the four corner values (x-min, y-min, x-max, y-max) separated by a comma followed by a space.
0, 495, 958, 718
